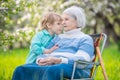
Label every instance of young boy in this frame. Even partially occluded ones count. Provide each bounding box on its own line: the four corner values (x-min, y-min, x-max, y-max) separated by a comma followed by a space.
26, 12, 63, 63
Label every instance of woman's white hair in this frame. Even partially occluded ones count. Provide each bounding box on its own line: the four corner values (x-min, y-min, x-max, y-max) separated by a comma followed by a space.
63, 6, 86, 28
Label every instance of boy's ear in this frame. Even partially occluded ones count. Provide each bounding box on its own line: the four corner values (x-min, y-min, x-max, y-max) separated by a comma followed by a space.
46, 23, 52, 28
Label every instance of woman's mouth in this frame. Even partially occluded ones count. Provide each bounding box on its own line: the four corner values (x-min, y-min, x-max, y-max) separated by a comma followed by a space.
64, 26, 67, 27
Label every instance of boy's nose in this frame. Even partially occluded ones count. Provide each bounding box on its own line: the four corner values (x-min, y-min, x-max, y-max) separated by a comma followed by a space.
62, 21, 65, 25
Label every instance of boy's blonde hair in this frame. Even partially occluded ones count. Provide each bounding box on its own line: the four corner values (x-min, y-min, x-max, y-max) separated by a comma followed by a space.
41, 12, 62, 30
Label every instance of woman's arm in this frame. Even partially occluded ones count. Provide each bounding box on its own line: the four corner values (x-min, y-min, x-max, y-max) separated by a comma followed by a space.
67, 36, 94, 64
37, 57, 62, 65
58, 36, 94, 64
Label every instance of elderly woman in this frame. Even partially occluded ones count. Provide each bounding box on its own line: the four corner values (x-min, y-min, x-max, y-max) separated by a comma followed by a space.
12, 6, 94, 80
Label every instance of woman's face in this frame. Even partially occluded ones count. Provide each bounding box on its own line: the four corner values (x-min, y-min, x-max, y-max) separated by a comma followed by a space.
62, 13, 77, 32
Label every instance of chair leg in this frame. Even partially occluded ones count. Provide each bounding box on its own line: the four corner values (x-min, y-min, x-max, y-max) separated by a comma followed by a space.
71, 62, 77, 80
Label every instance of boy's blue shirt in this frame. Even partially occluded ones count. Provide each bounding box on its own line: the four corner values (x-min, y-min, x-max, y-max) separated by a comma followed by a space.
26, 29, 55, 63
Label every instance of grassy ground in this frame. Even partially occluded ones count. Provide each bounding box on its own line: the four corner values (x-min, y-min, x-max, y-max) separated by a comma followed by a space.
0, 45, 120, 80
95, 45, 120, 80
0, 48, 28, 80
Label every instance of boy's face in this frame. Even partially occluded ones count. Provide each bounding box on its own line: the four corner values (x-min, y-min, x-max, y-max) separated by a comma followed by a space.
50, 20, 63, 35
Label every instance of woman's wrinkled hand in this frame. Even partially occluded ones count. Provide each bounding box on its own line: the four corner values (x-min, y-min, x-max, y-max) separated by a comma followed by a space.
38, 57, 61, 66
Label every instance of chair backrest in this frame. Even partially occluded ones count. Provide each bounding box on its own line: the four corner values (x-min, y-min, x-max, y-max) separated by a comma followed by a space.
89, 33, 107, 79
90, 33, 107, 54
70, 33, 107, 80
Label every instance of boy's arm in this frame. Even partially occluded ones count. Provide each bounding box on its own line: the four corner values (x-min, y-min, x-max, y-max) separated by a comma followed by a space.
26, 33, 46, 63
44, 35, 60, 54
46, 35, 60, 48
30, 34, 45, 55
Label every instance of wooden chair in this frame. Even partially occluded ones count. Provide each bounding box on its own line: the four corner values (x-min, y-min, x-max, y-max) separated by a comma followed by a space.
70, 33, 108, 80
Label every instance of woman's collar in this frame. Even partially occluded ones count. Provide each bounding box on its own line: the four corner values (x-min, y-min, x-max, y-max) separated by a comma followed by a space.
59, 28, 85, 38
64, 28, 81, 34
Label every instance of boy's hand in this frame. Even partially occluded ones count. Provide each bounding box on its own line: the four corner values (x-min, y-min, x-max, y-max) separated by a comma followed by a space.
44, 44, 59, 54
50, 44, 59, 52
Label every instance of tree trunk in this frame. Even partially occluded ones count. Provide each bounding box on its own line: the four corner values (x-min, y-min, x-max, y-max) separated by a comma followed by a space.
93, 20, 97, 34
96, 12, 120, 50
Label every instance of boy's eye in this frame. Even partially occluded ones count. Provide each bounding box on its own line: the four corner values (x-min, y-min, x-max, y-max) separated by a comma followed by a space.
65, 18, 68, 21
57, 23, 60, 25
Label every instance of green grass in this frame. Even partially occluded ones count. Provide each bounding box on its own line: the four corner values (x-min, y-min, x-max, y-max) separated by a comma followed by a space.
95, 45, 120, 80
0, 48, 29, 80
0, 45, 120, 80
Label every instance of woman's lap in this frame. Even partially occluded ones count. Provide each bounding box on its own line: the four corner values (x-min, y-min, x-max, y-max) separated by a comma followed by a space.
12, 63, 89, 80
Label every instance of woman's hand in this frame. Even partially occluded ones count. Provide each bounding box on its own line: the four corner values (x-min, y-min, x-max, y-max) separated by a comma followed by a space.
38, 57, 61, 66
